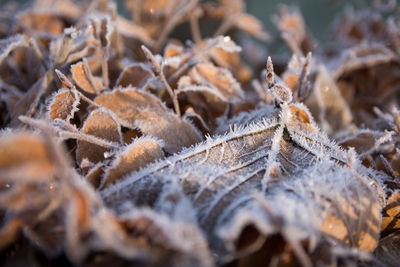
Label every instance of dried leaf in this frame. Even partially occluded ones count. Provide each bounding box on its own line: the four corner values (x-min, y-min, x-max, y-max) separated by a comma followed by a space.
101, 136, 164, 188
374, 230, 400, 266
0, 34, 28, 65
47, 89, 80, 121
71, 60, 103, 94
116, 63, 153, 88
381, 192, 400, 236
0, 132, 54, 182
307, 66, 353, 136
101, 103, 383, 262
133, 108, 202, 154
234, 14, 270, 41
76, 109, 122, 164
94, 87, 167, 127
189, 63, 244, 101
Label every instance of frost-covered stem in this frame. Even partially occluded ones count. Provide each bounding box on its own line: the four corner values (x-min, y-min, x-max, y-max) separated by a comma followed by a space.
53, 118, 79, 133
55, 31, 73, 66
102, 48, 110, 89
55, 69, 74, 89
19, 116, 119, 149
296, 52, 312, 101
28, 38, 49, 70
168, 59, 197, 84
266, 56, 275, 88
190, 14, 202, 44
55, 69, 101, 108
141, 45, 181, 116
168, 38, 219, 84
61, 131, 119, 148
75, 90, 102, 109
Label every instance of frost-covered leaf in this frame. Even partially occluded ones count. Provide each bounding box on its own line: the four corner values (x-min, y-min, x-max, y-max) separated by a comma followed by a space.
0, 131, 54, 183
234, 14, 270, 41
212, 36, 242, 53
101, 136, 164, 188
17, 10, 66, 37
76, 109, 122, 164
101, 103, 383, 263
273, 5, 313, 55
47, 89, 80, 121
331, 43, 397, 79
381, 192, 400, 237
0, 34, 28, 65
188, 63, 244, 101
71, 60, 103, 94
116, 63, 153, 88
94, 87, 167, 127
133, 108, 202, 154
307, 66, 353, 136
374, 230, 400, 267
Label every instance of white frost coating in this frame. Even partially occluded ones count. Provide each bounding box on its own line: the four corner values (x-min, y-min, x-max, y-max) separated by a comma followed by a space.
100, 114, 280, 199
175, 85, 227, 102
46, 88, 80, 122
0, 34, 29, 64
212, 35, 242, 53
99, 103, 385, 261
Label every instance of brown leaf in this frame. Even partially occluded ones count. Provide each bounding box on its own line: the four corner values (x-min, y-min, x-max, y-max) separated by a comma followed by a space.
102, 103, 383, 263
374, 230, 400, 267
381, 192, 400, 236
307, 66, 353, 136
0, 34, 28, 65
76, 109, 122, 164
0, 132, 54, 181
71, 60, 103, 94
189, 63, 244, 101
116, 63, 153, 88
94, 87, 167, 127
47, 89, 80, 121
101, 136, 164, 188
17, 10, 65, 37
134, 108, 202, 154
234, 14, 270, 41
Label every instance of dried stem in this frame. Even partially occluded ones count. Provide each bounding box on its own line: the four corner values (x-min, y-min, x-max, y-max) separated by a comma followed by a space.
19, 116, 119, 149
189, 13, 202, 44
296, 52, 312, 101
102, 48, 110, 89
55, 69, 101, 108
154, 1, 198, 51
55, 69, 74, 89
142, 45, 181, 116
266, 56, 275, 89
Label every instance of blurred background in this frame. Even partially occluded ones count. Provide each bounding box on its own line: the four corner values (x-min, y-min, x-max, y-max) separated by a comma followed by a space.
0, 0, 348, 40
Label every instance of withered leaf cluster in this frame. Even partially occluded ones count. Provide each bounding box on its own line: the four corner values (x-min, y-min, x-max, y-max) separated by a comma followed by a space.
1, 0, 400, 266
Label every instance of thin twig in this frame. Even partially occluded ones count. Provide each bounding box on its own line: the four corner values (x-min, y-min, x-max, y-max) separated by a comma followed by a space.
19, 116, 119, 149
142, 45, 181, 116
266, 56, 275, 88
189, 12, 202, 44
296, 52, 312, 101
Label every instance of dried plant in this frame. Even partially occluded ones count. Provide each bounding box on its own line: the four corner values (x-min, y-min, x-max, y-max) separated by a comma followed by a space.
1, 0, 400, 266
